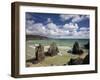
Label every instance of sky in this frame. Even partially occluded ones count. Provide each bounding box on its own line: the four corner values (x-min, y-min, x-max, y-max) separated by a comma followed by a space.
26, 12, 90, 39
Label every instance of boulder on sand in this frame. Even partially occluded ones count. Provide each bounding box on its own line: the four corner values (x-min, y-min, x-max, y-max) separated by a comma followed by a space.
83, 54, 89, 64
72, 41, 84, 55
68, 58, 83, 65
46, 42, 59, 56
35, 44, 45, 62
84, 42, 89, 49
68, 54, 89, 65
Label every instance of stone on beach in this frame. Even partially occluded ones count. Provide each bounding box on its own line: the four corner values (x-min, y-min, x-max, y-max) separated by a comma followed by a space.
72, 41, 84, 55
35, 44, 45, 62
68, 53, 89, 65
83, 54, 89, 64
46, 42, 59, 56
68, 58, 83, 65
84, 42, 89, 49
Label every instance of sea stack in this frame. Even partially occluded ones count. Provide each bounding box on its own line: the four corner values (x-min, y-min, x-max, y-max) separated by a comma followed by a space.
84, 42, 89, 49
35, 44, 45, 62
47, 42, 59, 56
72, 41, 84, 55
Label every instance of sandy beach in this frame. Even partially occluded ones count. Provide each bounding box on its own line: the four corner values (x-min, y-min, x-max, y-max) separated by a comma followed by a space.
26, 42, 88, 67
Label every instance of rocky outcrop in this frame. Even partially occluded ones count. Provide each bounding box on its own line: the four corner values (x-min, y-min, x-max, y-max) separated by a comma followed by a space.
68, 58, 83, 65
35, 44, 45, 62
72, 41, 84, 55
83, 54, 89, 64
46, 42, 59, 56
68, 54, 89, 65
84, 42, 89, 49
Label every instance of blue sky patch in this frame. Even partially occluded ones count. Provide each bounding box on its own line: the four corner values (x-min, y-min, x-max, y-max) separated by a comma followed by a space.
26, 12, 90, 39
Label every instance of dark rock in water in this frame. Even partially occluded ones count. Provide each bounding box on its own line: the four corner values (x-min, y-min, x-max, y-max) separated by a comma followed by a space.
72, 41, 84, 55
72, 41, 80, 54
83, 54, 89, 64
46, 42, 59, 56
84, 42, 89, 49
35, 44, 45, 62
68, 58, 83, 65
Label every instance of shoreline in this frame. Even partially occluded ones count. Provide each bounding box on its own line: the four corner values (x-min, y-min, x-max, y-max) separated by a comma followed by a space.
26, 44, 88, 67
26, 39, 89, 67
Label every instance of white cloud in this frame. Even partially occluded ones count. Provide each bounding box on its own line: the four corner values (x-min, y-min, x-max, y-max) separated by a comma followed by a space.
63, 23, 78, 31
59, 14, 74, 21
72, 27, 89, 39
72, 15, 89, 23
46, 23, 58, 31
26, 18, 89, 39
79, 27, 89, 31
26, 29, 33, 35
26, 20, 35, 27
26, 20, 46, 35
45, 23, 61, 37
59, 14, 89, 23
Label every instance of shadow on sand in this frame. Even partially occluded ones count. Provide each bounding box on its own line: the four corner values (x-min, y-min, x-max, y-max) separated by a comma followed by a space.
26, 58, 39, 64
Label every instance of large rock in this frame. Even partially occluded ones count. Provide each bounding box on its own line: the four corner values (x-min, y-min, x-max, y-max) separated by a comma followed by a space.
68, 58, 83, 65
35, 44, 45, 62
68, 53, 89, 65
46, 42, 59, 56
84, 42, 89, 49
72, 41, 84, 55
83, 54, 89, 64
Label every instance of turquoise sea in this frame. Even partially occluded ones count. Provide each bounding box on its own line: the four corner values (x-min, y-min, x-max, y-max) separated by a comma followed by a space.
30, 39, 89, 47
